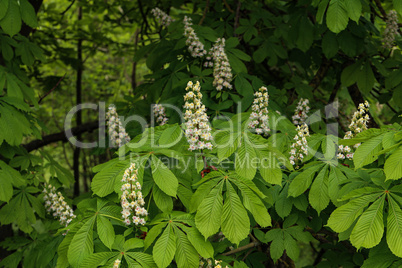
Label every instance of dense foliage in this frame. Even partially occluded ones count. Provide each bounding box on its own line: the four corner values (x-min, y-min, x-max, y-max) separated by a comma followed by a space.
0, 0, 402, 267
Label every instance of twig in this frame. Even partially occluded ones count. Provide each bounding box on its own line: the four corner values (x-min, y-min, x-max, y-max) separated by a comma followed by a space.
38, 73, 66, 104
222, 241, 260, 256
222, 0, 234, 13
60, 0, 76, 16
199, 0, 210, 25
233, 1, 241, 36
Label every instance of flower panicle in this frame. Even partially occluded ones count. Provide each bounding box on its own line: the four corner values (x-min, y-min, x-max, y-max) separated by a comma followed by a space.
42, 183, 76, 232
153, 104, 169, 126
106, 105, 131, 147
113, 259, 121, 268
151, 7, 174, 27
292, 98, 310, 125
289, 123, 309, 168
183, 16, 207, 57
183, 81, 213, 151
248, 86, 270, 136
120, 163, 148, 226
205, 38, 233, 91
383, 10, 399, 49
338, 101, 370, 160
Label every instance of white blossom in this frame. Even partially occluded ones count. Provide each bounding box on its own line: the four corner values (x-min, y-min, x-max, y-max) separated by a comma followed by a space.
289, 123, 309, 169
120, 163, 147, 226
205, 38, 232, 91
383, 10, 399, 49
42, 183, 76, 234
151, 7, 174, 27
183, 81, 213, 151
153, 104, 168, 126
338, 101, 370, 160
292, 98, 310, 125
106, 105, 131, 147
248, 86, 270, 136
113, 259, 121, 268
183, 16, 207, 57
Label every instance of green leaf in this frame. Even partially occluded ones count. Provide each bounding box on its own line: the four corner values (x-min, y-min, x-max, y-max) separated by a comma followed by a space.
190, 177, 223, 213
350, 196, 385, 249
328, 166, 347, 203
341, 62, 361, 87
284, 231, 300, 261
6, 73, 23, 100
259, 154, 282, 185
195, 182, 223, 239
322, 31, 339, 59
174, 228, 199, 268
357, 61, 375, 95
0, 0, 9, 20
353, 134, 384, 169
384, 146, 402, 181
394, 0, 402, 16
317, 0, 329, 24
0, 0, 21, 36
235, 137, 257, 180
19, 0, 37, 28
182, 225, 214, 259
275, 184, 293, 219
153, 224, 176, 268
326, 0, 349, 33
80, 252, 118, 268
124, 238, 144, 251
309, 165, 330, 214
97, 215, 115, 249
151, 155, 178, 197
296, 17, 314, 52
153, 184, 173, 213
91, 159, 130, 197
68, 216, 95, 267
235, 178, 271, 227
158, 125, 182, 147
387, 196, 402, 257
144, 223, 167, 250
269, 230, 285, 261
288, 164, 324, 197
327, 193, 381, 232
126, 252, 157, 268
221, 181, 250, 245
345, 0, 362, 22
0, 170, 13, 202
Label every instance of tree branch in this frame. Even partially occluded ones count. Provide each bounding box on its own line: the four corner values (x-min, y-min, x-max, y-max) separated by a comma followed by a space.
222, 241, 260, 256
23, 121, 99, 152
38, 73, 66, 104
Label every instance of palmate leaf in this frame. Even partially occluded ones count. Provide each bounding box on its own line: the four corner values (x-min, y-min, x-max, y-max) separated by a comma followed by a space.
308, 164, 329, 215
327, 192, 382, 233
387, 196, 402, 257
174, 227, 199, 268
350, 195, 385, 249
221, 181, 250, 245
0, 0, 21, 37
328, 166, 347, 204
195, 181, 224, 239
68, 216, 96, 267
153, 224, 176, 268
144, 223, 167, 250
0, 170, 13, 202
